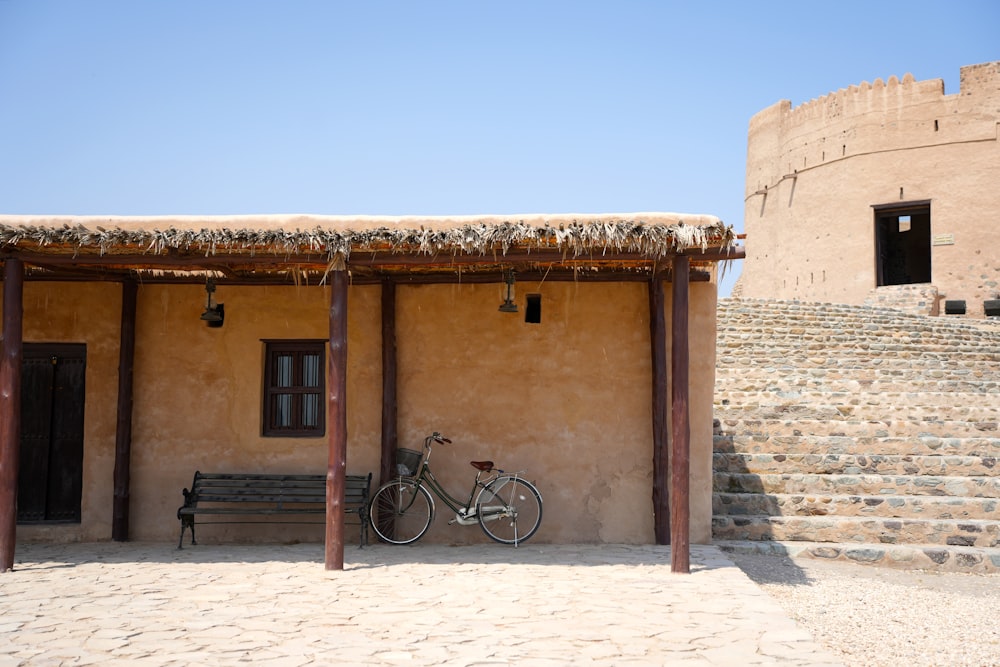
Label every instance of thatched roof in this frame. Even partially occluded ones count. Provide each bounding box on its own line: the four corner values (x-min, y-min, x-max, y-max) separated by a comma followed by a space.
0, 213, 740, 284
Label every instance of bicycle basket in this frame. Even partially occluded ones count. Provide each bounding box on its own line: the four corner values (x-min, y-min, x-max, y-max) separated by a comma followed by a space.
395, 448, 423, 477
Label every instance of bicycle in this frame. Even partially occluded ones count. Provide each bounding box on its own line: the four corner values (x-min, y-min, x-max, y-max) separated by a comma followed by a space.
368, 432, 543, 546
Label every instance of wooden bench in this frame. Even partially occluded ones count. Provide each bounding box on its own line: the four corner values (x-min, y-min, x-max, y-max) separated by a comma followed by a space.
176, 471, 372, 549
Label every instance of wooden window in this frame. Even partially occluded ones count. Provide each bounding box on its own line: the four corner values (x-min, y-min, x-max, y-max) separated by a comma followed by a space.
262, 340, 325, 437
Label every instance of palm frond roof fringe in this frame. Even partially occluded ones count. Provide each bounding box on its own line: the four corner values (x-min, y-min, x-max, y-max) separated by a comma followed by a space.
0, 213, 736, 260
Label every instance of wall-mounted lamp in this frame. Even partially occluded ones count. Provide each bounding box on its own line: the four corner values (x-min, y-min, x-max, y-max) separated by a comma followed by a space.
499, 270, 518, 313
200, 278, 225, 327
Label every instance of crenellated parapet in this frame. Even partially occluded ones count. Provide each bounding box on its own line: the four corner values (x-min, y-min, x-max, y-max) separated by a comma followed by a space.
746, 62, 1000, 196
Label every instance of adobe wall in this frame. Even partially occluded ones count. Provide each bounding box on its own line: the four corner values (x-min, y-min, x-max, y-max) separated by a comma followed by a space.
7, 279, 716, 546
740, 62, 1000, 316
9, 283, 123, 542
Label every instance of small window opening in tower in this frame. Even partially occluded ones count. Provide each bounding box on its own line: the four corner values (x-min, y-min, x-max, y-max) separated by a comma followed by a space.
934, 120, 939, 131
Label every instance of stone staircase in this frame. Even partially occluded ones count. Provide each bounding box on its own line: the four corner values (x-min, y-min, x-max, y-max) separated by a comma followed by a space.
712, 297, 1000, 573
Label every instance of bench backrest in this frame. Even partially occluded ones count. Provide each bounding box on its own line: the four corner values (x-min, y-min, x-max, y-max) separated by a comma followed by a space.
188, 472, 370, 507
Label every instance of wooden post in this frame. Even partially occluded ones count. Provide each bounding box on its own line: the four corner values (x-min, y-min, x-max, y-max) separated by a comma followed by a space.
648, 274, 670, 544
380, 280, 397, 487
0, 259, 24, 572
112, 279, 137, 541
325, 266, 349, 570
670, 255, 691, 574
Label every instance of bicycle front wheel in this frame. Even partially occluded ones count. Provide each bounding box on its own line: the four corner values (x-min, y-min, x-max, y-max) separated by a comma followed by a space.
476, 476, 542, 545
369, 479, 434, 545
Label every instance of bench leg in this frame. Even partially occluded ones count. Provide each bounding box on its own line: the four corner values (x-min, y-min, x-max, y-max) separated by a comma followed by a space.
178, 516, 197, 549
359, 509, 369, 549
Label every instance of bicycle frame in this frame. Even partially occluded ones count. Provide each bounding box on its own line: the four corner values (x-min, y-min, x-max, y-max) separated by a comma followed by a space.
409, 440, 498, 520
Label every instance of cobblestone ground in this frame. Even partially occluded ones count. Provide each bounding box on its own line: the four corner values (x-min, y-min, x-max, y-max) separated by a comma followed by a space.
0, 542, 842, 666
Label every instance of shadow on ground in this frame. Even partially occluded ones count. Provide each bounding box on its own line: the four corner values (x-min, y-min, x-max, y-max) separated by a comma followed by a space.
724, 550, 815, 586
13, 541, 745, 572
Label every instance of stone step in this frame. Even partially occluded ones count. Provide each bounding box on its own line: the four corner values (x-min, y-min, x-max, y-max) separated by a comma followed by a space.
719, 296, 1000, 331
715, 389, 1000, 409
716, 340, 1000, 361
717, 322, 995, 338
713, 472, 1000, 498
717, 324, 997, 340
719, 343, 995, 356
713, 539, 1000, 574
716, 362, 998, 383
714, 433, 1000, 457
716, 354, 1000, 371
714, 403, 1000, 423
713, 453, 1000, 477
717, 310, 992, 324
713, 492, 1000, 521
713, 418, 1000, 438
716, 366, 999, 383
719, 324, 1000, 345
715, 374, 1000, 395
717, 325, 1000, 347
711, 515, 1000, 548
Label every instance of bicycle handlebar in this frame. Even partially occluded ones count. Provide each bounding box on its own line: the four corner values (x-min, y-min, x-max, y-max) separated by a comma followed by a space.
429, 432, 452, 444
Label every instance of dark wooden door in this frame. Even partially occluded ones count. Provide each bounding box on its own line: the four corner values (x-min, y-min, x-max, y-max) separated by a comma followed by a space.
18, 343, 86, 523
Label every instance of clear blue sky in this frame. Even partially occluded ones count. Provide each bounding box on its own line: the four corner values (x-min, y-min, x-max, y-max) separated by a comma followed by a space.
1, 1, 996, 294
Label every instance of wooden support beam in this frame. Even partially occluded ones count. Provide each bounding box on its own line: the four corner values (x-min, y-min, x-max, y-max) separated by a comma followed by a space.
17, 268, 715, 286
112, 280, 137, 541
0, 259, 24, 572
380, 281, 398, 488
4, 245, 744, 270
648, 275, 670, 544
670, 255, 691, 574
325, 267, 349, 571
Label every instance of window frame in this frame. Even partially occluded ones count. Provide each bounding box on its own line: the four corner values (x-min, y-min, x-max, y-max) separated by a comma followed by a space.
261, 339, 326, 438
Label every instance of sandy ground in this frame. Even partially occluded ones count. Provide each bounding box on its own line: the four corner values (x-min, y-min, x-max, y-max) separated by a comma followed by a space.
727, 552, 1000, 667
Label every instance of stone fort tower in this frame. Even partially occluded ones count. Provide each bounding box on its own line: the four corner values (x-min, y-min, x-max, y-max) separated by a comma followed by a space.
738, 61, 1000, 317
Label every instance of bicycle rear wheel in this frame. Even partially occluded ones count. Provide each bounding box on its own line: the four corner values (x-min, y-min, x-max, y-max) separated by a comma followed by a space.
476, 476, 542, 545
370, 479, 434, 544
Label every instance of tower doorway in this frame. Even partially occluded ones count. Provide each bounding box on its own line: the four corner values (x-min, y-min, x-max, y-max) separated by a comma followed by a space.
875, 202, 932, 287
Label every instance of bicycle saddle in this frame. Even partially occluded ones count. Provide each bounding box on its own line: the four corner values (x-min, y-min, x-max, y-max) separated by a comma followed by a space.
470, 460, 494, 472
